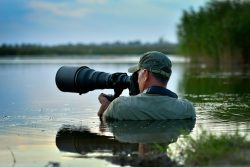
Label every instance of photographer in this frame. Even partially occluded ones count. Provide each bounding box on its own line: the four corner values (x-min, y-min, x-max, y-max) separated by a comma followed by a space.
98, 51, 196, 120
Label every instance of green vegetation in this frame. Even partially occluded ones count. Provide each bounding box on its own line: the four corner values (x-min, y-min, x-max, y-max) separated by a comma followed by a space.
0, 40, 177, 56
178, 0, 250, 64
167, 130, 250, 166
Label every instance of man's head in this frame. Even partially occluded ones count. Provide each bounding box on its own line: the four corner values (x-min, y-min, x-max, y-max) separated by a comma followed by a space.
128, 51, 172, 92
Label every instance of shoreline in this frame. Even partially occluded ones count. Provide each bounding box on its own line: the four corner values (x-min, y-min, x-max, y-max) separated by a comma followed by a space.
0, 55, 190, 64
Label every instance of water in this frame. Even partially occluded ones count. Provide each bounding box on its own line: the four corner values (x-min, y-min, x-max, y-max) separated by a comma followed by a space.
0, 56, 249, 167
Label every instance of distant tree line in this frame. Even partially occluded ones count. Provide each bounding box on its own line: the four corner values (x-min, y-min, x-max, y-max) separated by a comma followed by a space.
178, 0, 250, 64
0, 40, 178, 56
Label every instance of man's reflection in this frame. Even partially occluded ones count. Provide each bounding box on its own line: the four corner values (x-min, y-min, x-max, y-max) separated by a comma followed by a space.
56, 120, 195, 166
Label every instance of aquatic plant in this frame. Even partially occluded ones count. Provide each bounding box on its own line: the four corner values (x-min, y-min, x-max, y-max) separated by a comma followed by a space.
178, 0, 250, 64
167, 130, 250, 165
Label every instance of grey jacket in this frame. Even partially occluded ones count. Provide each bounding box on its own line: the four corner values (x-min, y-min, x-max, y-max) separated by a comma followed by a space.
103, 93, 196, 120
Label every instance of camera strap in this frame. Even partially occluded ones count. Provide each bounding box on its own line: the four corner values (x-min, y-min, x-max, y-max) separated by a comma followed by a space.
146, 86, 178, 98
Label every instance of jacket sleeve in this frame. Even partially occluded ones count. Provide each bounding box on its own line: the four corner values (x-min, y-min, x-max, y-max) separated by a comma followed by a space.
103, 98, 120, 120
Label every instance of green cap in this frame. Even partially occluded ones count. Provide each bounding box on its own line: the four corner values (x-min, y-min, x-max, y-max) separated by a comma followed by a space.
128, 51, 172, 78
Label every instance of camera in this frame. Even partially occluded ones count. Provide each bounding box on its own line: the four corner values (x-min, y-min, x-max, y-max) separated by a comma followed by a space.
55, 66, 139, 99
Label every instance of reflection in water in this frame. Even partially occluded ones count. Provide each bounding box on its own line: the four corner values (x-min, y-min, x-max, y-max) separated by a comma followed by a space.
181, 63, 250, 94
180, 64, 250, 135
56, 120, 195, 167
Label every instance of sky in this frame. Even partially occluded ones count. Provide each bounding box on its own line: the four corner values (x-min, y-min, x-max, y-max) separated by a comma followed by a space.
0, 0, 208, 45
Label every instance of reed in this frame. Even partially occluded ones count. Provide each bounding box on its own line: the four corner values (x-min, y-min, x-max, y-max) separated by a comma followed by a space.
178, 0, 250, 65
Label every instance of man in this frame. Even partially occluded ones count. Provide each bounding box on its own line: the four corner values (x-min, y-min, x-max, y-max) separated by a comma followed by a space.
97, 51, 196, 120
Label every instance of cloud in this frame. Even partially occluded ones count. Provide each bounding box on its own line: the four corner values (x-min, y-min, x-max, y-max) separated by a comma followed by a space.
28, 0, 91, 18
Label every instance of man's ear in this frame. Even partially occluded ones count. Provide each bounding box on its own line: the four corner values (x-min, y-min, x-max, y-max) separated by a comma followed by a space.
144, 70, 149, 82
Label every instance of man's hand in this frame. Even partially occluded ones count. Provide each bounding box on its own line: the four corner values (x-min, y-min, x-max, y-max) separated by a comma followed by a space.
97, 93, 111, 117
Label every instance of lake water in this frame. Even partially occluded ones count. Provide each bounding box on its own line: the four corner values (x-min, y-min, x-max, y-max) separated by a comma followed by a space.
0, 55, 250, 167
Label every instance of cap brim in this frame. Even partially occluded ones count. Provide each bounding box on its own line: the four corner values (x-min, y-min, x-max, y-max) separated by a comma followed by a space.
128, 65, 140, 73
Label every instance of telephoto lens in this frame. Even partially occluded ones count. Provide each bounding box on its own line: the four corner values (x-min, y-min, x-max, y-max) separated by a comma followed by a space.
55, 66, 131, 95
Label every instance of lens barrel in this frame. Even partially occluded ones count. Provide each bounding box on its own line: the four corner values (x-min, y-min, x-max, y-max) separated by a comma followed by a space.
55, 66, 130, 94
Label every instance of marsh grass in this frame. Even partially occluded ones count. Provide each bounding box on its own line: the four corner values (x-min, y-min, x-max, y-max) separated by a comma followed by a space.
167, 130, 250, 166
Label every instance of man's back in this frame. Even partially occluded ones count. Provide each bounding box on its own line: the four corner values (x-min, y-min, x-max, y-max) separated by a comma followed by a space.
103, 93, 196, 120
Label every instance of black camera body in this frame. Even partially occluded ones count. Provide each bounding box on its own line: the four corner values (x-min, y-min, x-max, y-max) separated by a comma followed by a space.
55, 66, 139, 99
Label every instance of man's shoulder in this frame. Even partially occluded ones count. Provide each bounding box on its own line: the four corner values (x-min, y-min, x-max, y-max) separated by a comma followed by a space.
112, 95, 132, 104
176, 98, 193, 105
103, 95, 141, 120
114, 93, 193, 105
113, 94, 145, 102
114, 93, 182, 103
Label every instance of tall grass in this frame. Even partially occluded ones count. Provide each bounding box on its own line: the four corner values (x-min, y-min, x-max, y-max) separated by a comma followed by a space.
178, 0, 250, 64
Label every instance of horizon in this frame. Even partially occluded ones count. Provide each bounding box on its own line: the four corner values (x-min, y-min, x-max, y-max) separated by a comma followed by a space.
0, 38, 179, 46
1, 0, 208, 45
